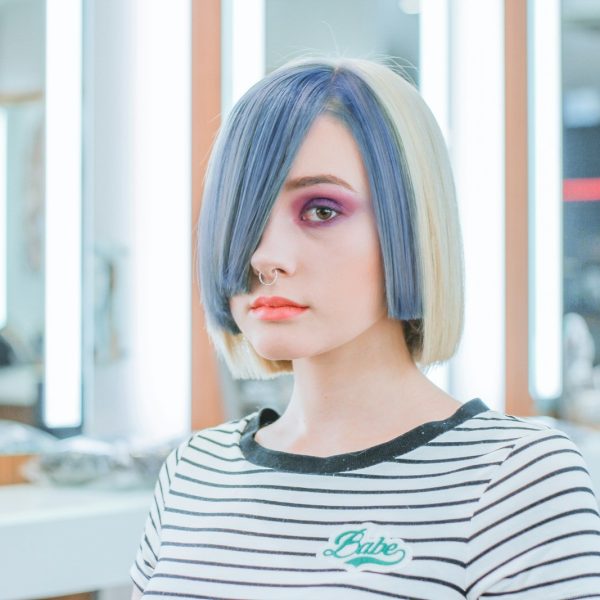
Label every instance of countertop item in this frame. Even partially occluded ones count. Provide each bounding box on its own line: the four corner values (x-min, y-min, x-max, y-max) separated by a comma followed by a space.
0, 482, 152, 600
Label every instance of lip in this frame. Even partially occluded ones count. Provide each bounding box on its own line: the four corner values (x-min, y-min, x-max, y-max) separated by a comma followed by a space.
249, 296, 309, 321
250, 296, 307, 309
250, 306, 308, 321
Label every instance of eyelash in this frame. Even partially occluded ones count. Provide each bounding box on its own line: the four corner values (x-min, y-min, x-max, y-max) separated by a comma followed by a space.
300, 200, 342, 224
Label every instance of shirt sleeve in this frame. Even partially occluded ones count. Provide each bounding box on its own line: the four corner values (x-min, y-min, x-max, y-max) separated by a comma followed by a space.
465, 427, 600, 599
129, 436, 191, 593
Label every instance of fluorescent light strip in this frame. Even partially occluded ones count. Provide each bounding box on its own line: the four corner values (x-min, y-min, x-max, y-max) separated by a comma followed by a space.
529, 0, 562, 401
419, 0, 450, 143
421, 0, 505, 409
129, 0, 191, 442
0, 109, 6, 329
44, 0, 82, 428
222, 0, 265, 115
447, 0, 505, 411
419, 0, 450, 391
232, 0, 265, 103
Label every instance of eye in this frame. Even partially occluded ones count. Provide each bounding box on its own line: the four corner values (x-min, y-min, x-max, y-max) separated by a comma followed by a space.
300, 200, 342, 224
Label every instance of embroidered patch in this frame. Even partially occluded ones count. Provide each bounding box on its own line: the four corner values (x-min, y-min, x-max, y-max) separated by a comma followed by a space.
316, 522, 413, 573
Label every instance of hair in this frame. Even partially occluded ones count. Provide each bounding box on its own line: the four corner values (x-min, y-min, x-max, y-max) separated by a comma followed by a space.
197, 56, 464, 380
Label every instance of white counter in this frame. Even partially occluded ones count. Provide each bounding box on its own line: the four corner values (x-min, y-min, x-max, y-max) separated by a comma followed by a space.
0, 483, 152, 600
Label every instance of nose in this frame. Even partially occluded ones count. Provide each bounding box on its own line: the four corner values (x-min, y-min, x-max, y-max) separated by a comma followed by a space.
249, 209, 297, 285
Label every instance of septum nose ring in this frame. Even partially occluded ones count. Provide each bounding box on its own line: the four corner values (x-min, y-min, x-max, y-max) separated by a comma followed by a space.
258, 269, 278, 286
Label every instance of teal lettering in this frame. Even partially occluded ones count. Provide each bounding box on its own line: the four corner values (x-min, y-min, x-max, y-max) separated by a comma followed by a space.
360, 541, 374, 554
384, 543, 399, 555
321, 527, 409, 570
367, 537, 388, 555
323, 529, 365, 559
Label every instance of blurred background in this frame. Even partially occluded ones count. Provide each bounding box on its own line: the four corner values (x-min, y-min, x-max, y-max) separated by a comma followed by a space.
0, 0, 599, 599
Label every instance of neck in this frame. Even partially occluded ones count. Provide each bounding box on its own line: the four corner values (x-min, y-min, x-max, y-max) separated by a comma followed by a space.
274, 318, 457, 442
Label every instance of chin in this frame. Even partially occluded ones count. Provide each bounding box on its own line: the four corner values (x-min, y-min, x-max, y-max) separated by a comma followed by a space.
252, 345, 305, 362
249, 337, 315, 362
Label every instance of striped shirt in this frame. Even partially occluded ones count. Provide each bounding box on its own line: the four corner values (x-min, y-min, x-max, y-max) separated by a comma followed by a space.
130, 398, 600, 599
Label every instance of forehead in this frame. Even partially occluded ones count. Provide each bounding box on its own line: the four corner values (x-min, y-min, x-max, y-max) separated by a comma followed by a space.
285, 113, 370, 197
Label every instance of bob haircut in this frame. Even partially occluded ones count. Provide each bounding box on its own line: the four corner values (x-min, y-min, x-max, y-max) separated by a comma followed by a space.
197, 56, 464, 380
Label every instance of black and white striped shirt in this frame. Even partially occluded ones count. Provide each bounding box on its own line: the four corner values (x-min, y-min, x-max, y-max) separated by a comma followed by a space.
130, 398, 600, 598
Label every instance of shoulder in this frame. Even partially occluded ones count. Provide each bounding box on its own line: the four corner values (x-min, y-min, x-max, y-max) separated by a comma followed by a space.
452, 404, 594, 482
470, 408, 596, 502
176, 410, 260, 460
465, 413, 600, 598
190, 411, 259, 442
440, 402, 567, 457
149, 412, 259, 488
466, 405, 574, 449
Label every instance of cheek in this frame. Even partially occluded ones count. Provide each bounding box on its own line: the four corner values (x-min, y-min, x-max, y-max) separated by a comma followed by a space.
358, 242, 386, 305
228, 296, 245, 328
351, 221, 384, 280
320, 228, 385, 310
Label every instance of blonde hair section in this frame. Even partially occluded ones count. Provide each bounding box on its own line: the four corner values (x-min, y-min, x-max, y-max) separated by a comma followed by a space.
207, 320, 292, 380
345, 58, 464, 368
203, 56, 464, 379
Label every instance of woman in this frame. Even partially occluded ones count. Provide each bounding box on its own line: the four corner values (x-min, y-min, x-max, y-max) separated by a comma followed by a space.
130, 57, 600, 598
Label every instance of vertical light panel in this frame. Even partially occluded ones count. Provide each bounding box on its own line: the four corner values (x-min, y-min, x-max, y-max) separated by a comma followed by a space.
0, 108, 6, 330
129, 0, 191, 442
44, 0, 82, 428
447, 0, 505, 411
419, 0, 451, 392
419, 0, 450, 142
221, 0, 265, 116
528, 0, 562, 401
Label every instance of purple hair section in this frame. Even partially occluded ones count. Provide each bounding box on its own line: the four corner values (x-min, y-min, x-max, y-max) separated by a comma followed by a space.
197, 62, 422, 335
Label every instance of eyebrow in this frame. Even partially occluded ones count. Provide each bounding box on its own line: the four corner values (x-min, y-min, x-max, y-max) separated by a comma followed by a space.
283, 174, 356, 193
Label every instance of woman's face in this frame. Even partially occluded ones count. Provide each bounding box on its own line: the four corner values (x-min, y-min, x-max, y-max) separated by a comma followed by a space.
229, 113, 387, 362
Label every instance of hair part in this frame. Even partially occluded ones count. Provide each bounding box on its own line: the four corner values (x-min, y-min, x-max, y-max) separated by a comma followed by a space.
197, 56, 464, 379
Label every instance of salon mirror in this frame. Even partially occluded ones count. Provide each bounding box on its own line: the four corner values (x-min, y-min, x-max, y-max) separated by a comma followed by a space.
0, 0, 85, 454
555, 0, 600, 426
0, 94, 44, 423
0, 0, 46, 436
527, 0, 600, 427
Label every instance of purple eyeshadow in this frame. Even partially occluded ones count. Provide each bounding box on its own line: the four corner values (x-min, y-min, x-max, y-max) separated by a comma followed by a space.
304, 198, 343, 211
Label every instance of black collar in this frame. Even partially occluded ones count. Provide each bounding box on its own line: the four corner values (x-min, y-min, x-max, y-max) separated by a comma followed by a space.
239, 398, 490, 475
